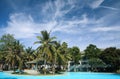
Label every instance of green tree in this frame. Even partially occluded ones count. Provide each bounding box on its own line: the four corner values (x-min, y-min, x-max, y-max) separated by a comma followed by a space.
0, 34, 15, 45
58, 42, 71, 71
100, 47, 120, 72
84, 44, 101, 59
25, 47, 35, 61
34, 30, 56, 74
0, 34, 16, 57
50, 42, 68, 73
88, 58, 106, 71
84, 44, 103, 71
0, 34, 16, 70
70, 46, 81, 72
5, 40, 24, 72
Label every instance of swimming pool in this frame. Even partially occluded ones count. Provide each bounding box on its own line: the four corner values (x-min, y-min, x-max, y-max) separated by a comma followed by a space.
0, 72, 120, 79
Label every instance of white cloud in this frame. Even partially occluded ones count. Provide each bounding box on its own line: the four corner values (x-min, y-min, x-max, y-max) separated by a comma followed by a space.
41, 0, 76, 21
98, 34, 120, 41
4, 13, 37, 39
0, 0, 120, 50
88, 0, 119, 11
91, 26, 120, 32
100, 6, 119, 11
89, 0, 104, 9
39, 0, 91, 34
67, 14, 88, 25
54, 0, 75, 19
2, 0, 119, 39
3, 13, 60, 39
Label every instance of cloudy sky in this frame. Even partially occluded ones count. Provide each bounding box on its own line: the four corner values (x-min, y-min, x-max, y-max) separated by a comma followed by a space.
0, 0, 120, 50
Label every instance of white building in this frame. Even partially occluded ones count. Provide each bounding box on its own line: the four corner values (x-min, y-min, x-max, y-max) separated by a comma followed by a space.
68, 60, 90, 72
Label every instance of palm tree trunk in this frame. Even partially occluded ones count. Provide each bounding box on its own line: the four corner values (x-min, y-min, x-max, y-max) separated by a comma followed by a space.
12, 61, 15, 72
19, 60, 23, 71
8, 64, 11, 70
44, 54, 47, 75
52, 64, 55, 74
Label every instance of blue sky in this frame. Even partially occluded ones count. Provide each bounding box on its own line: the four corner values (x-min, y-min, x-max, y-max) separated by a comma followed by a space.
0, 0, 120, 50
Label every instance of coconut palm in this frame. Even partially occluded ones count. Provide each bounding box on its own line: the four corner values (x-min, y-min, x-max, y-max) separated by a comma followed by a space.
50, 42, 66, 74
0, 34, 16, 70
34, 30, 56, 74
60, 42, 71, 70
5, 40, 24, 72
25, 47, 35, 61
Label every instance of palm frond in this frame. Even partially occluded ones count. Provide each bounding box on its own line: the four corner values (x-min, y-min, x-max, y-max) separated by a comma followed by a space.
36, 36, 43, 41
34, 41, 42, 44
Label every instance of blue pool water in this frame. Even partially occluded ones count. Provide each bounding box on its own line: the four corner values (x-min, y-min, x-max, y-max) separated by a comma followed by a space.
0, 72, 120, 79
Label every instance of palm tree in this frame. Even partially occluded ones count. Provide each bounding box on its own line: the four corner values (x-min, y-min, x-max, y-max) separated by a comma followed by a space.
34, 30, 56, 74
0, 34, 16, 70
60, 42, 71, 71
50, 42, 66, 74
50, 42, 71, 73
6, 40, 24, 72
25, 47, 35, 61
